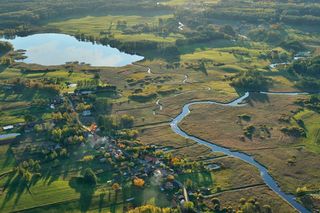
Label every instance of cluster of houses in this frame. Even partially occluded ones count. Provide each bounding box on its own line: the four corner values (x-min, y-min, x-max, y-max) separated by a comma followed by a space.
1, 106, 22, 143
49, 96, 64, 110
87, 134, 191, 204
269, 51, 311, 69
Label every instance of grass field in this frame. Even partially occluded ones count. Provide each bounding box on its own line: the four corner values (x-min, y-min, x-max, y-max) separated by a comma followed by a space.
0, 0, 319, 211
0, 86, 58, 127
137, 123, 295, 211
177, 156, 263, 193
0, 178, 78, 212
0, 145, 15, 175
162, 0, 220, 6
0, 67, 94, 83
0, 176, 124, 213
294, 110, 320, 153
205, 186, 295, 213
47, 14, 180, 43
181, 49, 238, 64
179, 93, 320, 194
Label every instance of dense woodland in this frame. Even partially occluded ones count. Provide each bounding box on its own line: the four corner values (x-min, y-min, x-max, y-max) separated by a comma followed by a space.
0, 0, 170, 28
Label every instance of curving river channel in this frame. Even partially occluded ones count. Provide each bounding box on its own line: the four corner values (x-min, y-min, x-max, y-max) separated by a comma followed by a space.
170, 92, 310, 213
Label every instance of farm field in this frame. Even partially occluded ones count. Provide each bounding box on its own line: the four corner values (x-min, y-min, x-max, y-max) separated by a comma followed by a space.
0, 0, 320, 212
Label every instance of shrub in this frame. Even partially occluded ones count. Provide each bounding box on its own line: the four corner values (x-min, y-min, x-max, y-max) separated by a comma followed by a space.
0, 57, 12, 65
231, 70, 271, 91
127, 205, 172, 213
119, 114, 134, 129
133, 178, 145, 187
281, 126, 306, 137
112, 183, 121, 191
238, 114, 251, 121
296, 186, 308, 196
157, 89, 177, 96
182, 201, 195, 212
167, 175, 175, 182
82, 155, 94, 162
289, 56, 320, 78
244, 125, 256, 139
0, 41, 12, 53
295, 79, 320, 92
280, 40, 306, 52
278, 114, 291, 123
117, 129, 139, 140
129, 93, 157, 103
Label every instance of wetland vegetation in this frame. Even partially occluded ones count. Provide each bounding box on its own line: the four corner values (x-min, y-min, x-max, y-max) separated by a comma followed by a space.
0, 0, 320, 212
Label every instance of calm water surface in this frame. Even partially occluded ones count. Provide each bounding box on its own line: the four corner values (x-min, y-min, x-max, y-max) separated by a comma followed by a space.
0, 33, 144, 67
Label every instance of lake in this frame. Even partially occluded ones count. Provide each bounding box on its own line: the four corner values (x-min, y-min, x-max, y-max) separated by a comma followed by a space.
0, 33, 144, 67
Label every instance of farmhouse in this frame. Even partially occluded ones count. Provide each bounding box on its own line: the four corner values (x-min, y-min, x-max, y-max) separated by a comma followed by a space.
2, 125, 14, 131
82, 110, 92, 116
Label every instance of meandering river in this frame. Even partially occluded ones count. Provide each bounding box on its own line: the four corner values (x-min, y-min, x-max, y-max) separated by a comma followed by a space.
0, 32, 311, 212
170, 92, 310, 213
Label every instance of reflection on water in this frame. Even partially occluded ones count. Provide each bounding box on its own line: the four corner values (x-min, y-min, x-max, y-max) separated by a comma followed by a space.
0, 33, 144, 67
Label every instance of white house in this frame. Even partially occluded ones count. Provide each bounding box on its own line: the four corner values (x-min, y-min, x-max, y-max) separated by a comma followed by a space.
3, 125, 14, 131
82, 110, 92, 116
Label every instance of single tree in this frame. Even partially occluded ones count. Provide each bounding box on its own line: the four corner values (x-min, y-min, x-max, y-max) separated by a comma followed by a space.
83, 168, 97, 185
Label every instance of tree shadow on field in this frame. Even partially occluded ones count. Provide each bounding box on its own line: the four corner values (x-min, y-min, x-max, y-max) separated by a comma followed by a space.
2, 145, 15, 169
98, 192, 106, 213
69, 177, 95, 213
0, 65, 7, 73
0, 171, 40, 211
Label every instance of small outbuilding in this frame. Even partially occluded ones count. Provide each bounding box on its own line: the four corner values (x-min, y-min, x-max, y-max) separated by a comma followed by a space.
3, 125, 14, 131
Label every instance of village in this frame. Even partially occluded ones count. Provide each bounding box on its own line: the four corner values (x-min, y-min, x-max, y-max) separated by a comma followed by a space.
1, 0, 320, 211
0, 81, 222, 211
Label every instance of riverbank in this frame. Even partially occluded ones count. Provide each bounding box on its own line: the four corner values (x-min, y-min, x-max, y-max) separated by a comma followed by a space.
177, 92, 319, 212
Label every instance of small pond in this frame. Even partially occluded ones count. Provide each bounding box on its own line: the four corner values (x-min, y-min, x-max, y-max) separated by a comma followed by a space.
0, 33, 144, 67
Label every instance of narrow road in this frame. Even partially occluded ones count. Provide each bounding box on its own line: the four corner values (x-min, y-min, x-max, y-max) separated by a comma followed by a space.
64, 95, 91, 132
156, 99, 163, 111
204, 183, 266, 199
133, 63, 152, 74
182, 75, 188, 84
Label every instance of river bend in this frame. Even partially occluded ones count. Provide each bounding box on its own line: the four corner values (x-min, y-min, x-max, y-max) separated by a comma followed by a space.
170, 92, 310, 213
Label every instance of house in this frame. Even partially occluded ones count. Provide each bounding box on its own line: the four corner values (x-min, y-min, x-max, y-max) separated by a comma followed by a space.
55, 144, 62, 150
0, 133, 21, 141
68, 83, 77, 88
113, 149, 123, 159
82, 110, 92, 116
164, 182, 174, 190
80, 91, 94, 95
126, 198, 135, 202
154, 169, 162, 178
3, 125, 14, 131
293, 51, 311, 60
52, 97, 63, 104
144, 155, 159, 164
99, 158, 106, 163
3, 85, 12, 90
89, 123, 97, 132
178, 195, 185, 203
206, 163, 221, 171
